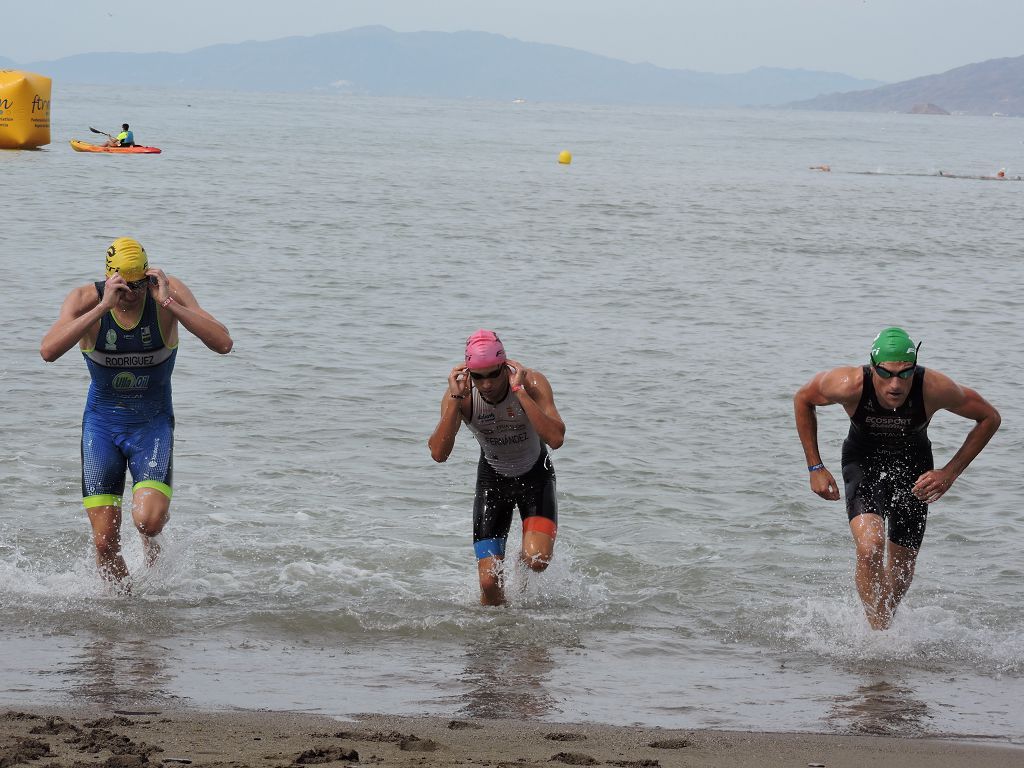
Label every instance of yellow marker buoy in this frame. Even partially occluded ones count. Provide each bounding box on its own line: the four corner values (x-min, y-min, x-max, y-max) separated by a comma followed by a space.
0, 70, 52, 149
558, 150, 572, 165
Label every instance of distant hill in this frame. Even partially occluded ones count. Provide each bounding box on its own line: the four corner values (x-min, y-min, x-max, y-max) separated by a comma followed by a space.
19, 26, 881, 106
0, 57, 18, 69
788, 55, 1024, 116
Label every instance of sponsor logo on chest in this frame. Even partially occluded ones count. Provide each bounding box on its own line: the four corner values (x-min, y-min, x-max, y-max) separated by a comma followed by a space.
112, 371, 151, 391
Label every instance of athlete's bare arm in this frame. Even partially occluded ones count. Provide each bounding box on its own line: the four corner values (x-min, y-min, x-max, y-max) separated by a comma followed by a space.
152, 271, 232, 354
505, 360, 565, 450
913, 370, 1001, 503
428, 365, 472, 463
40, 278, 127, 362
793, 366, 863, 500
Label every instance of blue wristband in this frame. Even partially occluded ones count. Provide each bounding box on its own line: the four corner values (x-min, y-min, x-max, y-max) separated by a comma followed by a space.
808, 463, 825, 472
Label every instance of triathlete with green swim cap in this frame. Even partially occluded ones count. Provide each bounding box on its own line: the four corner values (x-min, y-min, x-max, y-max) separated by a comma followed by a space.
41, 237, 233, 589
793, 327, 1000, 630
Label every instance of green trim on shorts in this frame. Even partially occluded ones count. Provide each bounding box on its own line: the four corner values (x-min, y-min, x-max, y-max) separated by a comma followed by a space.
83, 493, 122, 509
133, 480, 173, 499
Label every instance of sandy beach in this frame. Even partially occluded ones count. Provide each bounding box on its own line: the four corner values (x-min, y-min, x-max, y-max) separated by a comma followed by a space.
1, 707, 1019, 768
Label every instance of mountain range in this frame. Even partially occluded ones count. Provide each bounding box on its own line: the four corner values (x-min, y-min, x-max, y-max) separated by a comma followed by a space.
5, 27, 1021, 115
6, 26, 880, 107
789, 54, 1024, 115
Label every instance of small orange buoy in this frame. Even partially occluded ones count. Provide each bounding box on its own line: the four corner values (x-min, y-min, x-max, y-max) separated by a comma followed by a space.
558, 150, 572, 165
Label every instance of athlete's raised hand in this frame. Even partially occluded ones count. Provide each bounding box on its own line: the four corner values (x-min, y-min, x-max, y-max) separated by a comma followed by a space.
100, 274, 130, 309
448, 365, 471, 399
504, 358, 527, 390
810, 466, 841, 500
146, 268, 170, 305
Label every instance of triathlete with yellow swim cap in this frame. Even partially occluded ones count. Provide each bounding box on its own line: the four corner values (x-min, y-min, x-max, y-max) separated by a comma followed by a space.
793, 327, 1000, 630
41, 237, 233, 588
428, 330, 566, 606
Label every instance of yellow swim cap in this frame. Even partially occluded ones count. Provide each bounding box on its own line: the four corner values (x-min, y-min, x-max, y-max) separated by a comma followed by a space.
105, 237, 148, 281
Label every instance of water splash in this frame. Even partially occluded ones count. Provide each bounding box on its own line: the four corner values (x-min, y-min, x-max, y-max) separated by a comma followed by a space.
762, 594, 1024, 675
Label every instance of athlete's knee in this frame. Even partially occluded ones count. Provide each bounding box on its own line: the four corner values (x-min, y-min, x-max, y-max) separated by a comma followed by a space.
520, 540, 552, 573
854, 534, 885, 564
134, 512, 168, 537
521, 517, 556, 572
477, 561, 505, 604
133, 505, 169, 537
525, 557, 550, 573
135, 520, 165, 537
131, 487, 170, 537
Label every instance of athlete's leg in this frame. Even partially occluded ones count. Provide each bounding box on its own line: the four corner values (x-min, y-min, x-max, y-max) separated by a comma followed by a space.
521, 533, 554, 571
843, 457, 895, 629
130, 485, 171, 566
86, 503, 129, 584
477, 555, 506, 606
473, 454, 514, 606
880, 490, 927, 624
82, 414, 130, 584
849, 513, 889, 629
125, 415, 174, 566
876, 449, 930, 624
518, 453, 558, 573
884, 539, 919, 622
521, 520, 556, 572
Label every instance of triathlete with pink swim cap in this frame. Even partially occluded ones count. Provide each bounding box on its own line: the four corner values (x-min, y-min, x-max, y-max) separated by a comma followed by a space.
428, 330, 566, 606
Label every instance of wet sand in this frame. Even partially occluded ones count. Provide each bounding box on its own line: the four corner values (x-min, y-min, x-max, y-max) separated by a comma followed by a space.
1, 707, 1019, 768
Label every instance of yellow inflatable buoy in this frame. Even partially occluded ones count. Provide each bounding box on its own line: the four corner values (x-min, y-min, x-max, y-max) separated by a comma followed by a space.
0, 70, 52, 149
558, 150, 572, 165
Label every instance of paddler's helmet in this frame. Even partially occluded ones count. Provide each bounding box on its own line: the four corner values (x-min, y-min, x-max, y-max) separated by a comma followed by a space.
105, 237, 148, 282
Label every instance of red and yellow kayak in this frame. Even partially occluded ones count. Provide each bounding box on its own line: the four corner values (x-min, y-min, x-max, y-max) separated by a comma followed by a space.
70, 139, 162, 154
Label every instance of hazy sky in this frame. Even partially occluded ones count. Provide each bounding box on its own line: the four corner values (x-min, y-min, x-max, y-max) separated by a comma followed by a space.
5, 0, 1022, 82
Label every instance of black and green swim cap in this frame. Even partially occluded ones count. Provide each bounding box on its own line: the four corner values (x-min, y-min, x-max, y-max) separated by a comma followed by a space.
870, 327, 919, 363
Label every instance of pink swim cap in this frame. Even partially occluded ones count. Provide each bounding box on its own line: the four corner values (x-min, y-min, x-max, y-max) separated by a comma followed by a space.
465, 329, 506, 370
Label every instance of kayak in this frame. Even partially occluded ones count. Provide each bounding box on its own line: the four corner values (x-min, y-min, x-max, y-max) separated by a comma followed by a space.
70, 139, 162, 154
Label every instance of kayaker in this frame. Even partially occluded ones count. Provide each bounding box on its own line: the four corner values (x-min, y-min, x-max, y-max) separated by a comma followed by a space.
104, 123, 135, 147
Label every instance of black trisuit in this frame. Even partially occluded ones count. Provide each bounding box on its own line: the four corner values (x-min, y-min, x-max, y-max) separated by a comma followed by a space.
841, 366, 933, 550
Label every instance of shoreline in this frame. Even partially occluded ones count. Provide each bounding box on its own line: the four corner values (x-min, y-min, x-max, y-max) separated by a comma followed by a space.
1, 706, 1020, 768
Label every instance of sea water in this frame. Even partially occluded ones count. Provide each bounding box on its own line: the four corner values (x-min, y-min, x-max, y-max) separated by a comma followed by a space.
1, 84, 1021, 740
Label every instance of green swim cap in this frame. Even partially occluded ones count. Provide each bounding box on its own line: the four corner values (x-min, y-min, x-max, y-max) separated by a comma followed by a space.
870, 327, 919, 363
